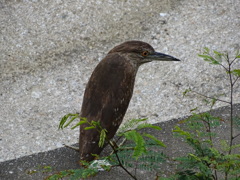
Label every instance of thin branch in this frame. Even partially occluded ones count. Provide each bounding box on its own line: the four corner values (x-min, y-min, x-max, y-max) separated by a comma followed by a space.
203, 114, 213, 146
85, 121, 137, 179
108, 141, 137, 180
233, 133, 240, 139
228, 62, 234, 155
116, 136, 124, 144
232, 76, 239, 86
230, 57, 238, 66
225, 53, 230, 64
63, 144, 79, 151
191, 90, 230, 104
109, 139, 128, 156
134, 160, 138, 177
214, 169, 218, 180
219, 63, 228, 72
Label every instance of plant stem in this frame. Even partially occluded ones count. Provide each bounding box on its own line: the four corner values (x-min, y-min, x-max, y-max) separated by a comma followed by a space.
233, 133, 240, 139
108, 141, 137, 180
214, 170, 218, 180
191, 90, 230, 104
206, 114, 213, 147
232, 76, 239, 86
227, 57, 234, 155
225, 53, 234, 180
86, 121, 137, 179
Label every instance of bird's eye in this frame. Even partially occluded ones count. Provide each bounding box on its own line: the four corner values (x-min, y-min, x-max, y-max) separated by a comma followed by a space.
142, 51, 149, 57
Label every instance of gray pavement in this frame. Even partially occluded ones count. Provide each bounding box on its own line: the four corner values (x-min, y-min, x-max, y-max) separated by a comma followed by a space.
0, 0, 240, 171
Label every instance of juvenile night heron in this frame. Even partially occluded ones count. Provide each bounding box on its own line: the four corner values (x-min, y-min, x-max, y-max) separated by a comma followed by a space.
79, 40, 180, 161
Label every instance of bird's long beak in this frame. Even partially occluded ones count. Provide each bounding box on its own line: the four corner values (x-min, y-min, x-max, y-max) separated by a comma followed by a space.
148, 52, 180, 61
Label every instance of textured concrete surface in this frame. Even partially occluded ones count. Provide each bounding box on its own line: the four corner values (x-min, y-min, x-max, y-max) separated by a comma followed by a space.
0, 0, 240, 162
1, 104, 240, 180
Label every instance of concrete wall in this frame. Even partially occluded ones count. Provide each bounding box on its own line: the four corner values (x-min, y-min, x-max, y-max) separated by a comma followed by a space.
0, 0, 239, 161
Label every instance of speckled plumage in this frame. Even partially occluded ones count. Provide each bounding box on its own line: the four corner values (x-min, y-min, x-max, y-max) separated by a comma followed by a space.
79, 41, 180, 161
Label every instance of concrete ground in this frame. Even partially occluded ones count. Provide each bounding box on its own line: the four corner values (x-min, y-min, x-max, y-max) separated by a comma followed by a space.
0, 0, 240, 172
0, 104, 240, 179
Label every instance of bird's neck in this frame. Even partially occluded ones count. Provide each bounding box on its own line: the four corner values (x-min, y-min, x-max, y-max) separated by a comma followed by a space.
119, 52, 141, 71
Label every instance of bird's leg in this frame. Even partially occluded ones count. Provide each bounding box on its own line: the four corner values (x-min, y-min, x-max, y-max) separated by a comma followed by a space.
63, 144, 79, 152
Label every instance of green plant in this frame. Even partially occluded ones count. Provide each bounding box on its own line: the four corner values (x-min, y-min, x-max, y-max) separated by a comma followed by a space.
47, 116, 166, 180
172, 48, 240, 179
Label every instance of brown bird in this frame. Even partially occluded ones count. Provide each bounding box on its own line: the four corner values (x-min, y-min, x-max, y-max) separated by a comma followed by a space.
79, 41, 180, 161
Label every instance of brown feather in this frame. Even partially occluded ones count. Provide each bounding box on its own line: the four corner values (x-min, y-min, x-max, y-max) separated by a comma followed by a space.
79, 53, 137, 161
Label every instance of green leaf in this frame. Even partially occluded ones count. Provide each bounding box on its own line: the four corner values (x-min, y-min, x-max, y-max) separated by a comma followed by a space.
84, 126, 96, 130
58, 113, 79, 130
190, 107, 198, 112
183, 88, 191, 96
79, 160, 91, 167
60, 170, 73, 177
229, 144, 240, 151
173, 126, 192, 138
90, 120, 100, 127
203, 47, 210, 53
69, 169, 85, 180
42, 166, 52, 173
235, 49, 240, 58
233, 116, 240, 130
213, 50, 223, 62
211, 59, 220, 65
143, 133, 166, 147
90, 154, 100, 159
136, 123, 162, 131
118, 118, 147, 134
198, 54, 213, 60
188, 153, 201, 161
81, 168, 98, 178
213, 50, 222, 56
211, 97, 217, 108
198, 54, 220, 65
71, 120, 88, 129
231, 69, 240, 77
124, 130, 147, 159
59, 114, 70, 129
63, 116, 78, 128
99, 129, 107, 147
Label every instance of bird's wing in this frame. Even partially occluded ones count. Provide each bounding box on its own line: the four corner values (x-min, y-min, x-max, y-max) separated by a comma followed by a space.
79, 53, 136, 161
81, 53, 136, 132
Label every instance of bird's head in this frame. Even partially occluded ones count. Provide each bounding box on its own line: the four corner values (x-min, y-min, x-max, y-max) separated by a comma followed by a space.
108, 41, 180, 65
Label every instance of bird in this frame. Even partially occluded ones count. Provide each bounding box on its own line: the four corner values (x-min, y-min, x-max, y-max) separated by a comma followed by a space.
79, 40, 180, 161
